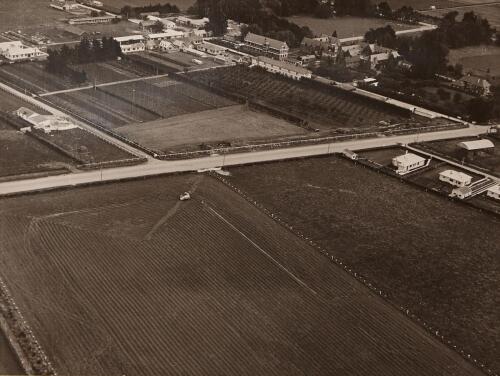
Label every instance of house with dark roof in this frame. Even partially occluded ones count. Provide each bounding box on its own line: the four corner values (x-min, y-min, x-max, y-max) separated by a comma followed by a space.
244, 33, 289, 60
453, 75, 492, 96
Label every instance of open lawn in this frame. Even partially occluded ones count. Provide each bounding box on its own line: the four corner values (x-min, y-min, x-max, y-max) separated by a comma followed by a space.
448, 45, 500, 76
286, 16, 414, 38
0, 0, 70, 32
115, 105, 307, 152
421, 4, 500, 28
0, 174, 483, 376
227, 156, 500, 374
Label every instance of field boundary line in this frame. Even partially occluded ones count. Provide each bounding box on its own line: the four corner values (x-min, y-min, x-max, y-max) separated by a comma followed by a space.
204, 204, 318, 296
37, 73, 170, 97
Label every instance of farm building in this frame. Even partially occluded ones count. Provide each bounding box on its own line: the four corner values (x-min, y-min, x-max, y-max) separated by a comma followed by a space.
145, 31, 183, 49
159, 40, 176, 52
68, 15, 117, 25
457, 139, 495, 151
176, 16, 209, 29
439, 170, 472, 187
197, 42, 227, 56
50, 0, 79, 11
487, 185, 500, 200
244, 33, 289, 60
0, 41, 47, 61
392, 153, 427, 174
15, 107, 78, 134
453, 75, 492, 96
114, 35, 145, 53
251, 56, 312, 80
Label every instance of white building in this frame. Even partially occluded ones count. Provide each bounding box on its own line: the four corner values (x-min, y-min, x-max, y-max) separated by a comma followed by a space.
176, 16, 209, 29
146, 30, 184, 50
114, 35, 145, 53
450, 186, 473, 200
392, 153, 427, 174
457, 139, 495, 151
0, 41, 47, 61
487, 185, 500, 200
251, 56, 312, 80
197, 42, 227, 56
16, 107, 78, 134
68, 15, 117, 25
439, 170, 473, 187
159, 40, 176, 52
244, 33, 289, 60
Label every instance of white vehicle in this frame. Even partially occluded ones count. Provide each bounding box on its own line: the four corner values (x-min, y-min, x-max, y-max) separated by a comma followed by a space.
179, 192, 191, 201
192, 58, 203, 65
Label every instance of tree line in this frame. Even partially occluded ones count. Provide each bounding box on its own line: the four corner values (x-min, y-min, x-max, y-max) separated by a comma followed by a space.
190, 0, 313, 46
46, 37, 122, 83
121, 3, 180, 18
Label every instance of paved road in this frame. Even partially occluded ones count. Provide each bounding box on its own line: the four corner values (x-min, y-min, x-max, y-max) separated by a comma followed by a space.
0, 125, 487, 196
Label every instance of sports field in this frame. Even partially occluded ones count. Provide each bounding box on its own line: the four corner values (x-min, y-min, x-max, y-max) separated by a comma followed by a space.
116, 105, 307, 152
0, 174, 483, 375
227, 156, 500, 374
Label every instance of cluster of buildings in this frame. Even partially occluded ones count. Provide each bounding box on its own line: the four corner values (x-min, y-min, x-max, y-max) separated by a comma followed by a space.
0, 41, 47, 62
16, 107, 78, 134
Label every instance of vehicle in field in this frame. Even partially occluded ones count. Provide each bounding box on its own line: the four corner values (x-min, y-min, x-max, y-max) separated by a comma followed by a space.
179, 192, 191, 201
192, 58, 203, 65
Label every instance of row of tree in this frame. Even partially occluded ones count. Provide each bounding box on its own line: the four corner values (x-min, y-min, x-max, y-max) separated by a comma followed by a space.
190, 0, 313, 46
46, 37, 122, 82
121, 3, 180, 18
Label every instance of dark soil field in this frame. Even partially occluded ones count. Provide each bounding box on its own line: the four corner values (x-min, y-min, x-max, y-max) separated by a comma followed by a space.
227, 157, 500, 374
0, 175, 482, 376
0, 118, 72, 179
188, 66, 430, 132
0, 331, 23, 375
417, 137, 500, 176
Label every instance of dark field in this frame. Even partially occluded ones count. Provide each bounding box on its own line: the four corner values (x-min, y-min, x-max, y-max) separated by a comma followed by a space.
418, 137, 500, 176
0, 175, 482, 376
188, 66, 428, 131
0, 118, 72, 179
0, 331, 23, 375
227, 157, 500, 374
386, 0, 460, 9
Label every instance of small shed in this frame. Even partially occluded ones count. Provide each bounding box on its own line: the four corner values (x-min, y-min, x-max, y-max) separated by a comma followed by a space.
439, 170, 472, 187
487, 185, 500, 200
450, 186, 472, 200
457, 139, 494, 151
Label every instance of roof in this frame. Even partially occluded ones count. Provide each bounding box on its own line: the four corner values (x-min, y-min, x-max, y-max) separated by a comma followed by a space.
460, 75, 491, 88
147, 30, 183, 39
488, 185, 500, 195
453, 186, 473, 195
393, 153, 426, 165
114, 35, 144, 42
457, 139, 495, 151
439, 170, 472, 182
245, 32, 288, 50
253, 56, 311, 76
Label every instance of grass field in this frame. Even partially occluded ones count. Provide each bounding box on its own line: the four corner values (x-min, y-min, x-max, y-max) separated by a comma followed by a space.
286, 16, 414, 38
0, 0, 71, 32
448, 45, 500, 76
188, 66, 428, 131
227, 156, 500, 374
115, 105, 307, 152
386, 0, 460, 9
0, 174, 483, 376
421, 4, 500, 28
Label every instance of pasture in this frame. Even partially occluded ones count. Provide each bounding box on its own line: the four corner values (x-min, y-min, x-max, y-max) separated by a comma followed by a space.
115, 105, 307, 152
188, 66, 427, 131
228, 156, 500, 374
448, 45, 500, 76
386, 0, 460, 10
286, 16, 414, 38
0, 174, 483, 376
421, 4, 500, 28
0, 0, 70, 32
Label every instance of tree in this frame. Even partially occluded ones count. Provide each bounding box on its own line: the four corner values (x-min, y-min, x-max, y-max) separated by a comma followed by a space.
206, 0, 228, 36
151, 20, 165, 33
407, 31, 448, 78
377, 1, 392, 18
467, 97, 493, 122
90, 10, 99, 17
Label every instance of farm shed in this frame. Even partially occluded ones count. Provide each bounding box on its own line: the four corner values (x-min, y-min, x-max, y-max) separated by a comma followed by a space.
487, 185, 500, 200
392, 153, 426, 174
439, 170, 472, 187
457, 139, 495, 151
